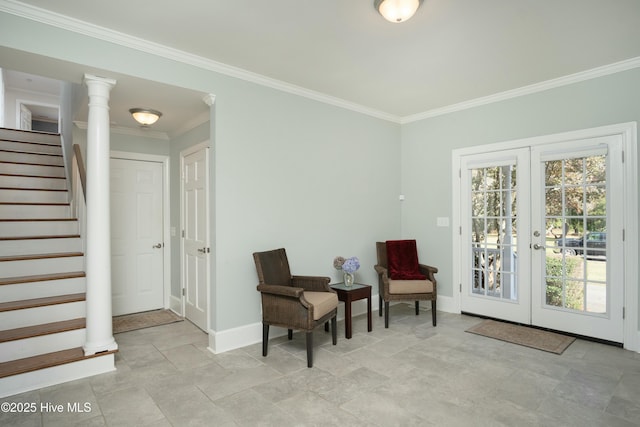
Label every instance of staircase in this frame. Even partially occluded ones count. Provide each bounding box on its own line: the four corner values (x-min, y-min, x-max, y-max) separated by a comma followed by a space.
0, 128, 116, 398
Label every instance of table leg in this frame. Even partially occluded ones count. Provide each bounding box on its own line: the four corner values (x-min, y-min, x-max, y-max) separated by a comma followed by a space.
367, 294, 372, 332
345, 298, 352, 339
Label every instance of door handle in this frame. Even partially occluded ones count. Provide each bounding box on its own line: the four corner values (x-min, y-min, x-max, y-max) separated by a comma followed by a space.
533, 243, 543, 250
197, 247, 210, 253
152, 243, 163, 249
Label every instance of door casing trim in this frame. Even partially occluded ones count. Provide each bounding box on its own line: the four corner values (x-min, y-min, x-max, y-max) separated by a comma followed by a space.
451, 122, 638, 351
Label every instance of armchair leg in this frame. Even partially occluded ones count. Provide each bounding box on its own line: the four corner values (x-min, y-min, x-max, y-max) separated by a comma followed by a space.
384, 301, 390, 328
262, 323, 269, 357
306, 332, 313, 368
415, 301, 419, 315
432, 300, 437, 326
379, 295, 382, 316
331, 316, 337, 345
288, 329, 293, 340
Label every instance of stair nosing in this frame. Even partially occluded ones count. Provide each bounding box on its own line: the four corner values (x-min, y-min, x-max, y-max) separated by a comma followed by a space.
0, 252, 84, 262
0, 218, 77, 222
0, 271, 86, 286
0, 293, 86, 313
0, 234, 80, 241
0, 173, 66, 179
0, 347, 116, 379
0, 202, 69, 206
0, 187, 67, 192
0, 160, 64, 167
0, 318, 86, 343
0, 149, 62, 157
0, 134, 61, 146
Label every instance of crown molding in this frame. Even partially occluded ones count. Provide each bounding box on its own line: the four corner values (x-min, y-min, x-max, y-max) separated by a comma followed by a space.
401, 56, 640, 124
73, 120, 169, 140
0, 0, 401, 123
2, 1, 638, 125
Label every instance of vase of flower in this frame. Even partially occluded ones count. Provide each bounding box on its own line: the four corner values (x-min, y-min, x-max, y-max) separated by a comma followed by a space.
334, 255, 360, 288
344, 272, 355, 287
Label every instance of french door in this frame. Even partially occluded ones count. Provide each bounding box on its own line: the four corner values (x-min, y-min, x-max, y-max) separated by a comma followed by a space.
460, 135, 624, 342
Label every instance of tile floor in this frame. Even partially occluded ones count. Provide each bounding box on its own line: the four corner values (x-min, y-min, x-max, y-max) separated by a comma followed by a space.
2, 304, 640, 426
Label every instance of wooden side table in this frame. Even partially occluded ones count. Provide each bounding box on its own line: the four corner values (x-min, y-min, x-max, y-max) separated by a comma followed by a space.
330, 283, 372, 339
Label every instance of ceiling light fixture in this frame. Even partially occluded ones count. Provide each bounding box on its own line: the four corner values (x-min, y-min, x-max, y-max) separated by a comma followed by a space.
374, 0, 423, 23
129, 108, 162, 126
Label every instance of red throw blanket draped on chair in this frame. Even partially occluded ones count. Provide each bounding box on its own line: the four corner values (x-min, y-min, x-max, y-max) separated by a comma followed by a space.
386, 240, 427, 280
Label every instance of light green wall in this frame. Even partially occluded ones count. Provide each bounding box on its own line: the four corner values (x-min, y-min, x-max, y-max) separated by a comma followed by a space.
401, 68, 640, 330
212, 85, 400, 329
0, 12, 401, 332
4, 10, 636, 336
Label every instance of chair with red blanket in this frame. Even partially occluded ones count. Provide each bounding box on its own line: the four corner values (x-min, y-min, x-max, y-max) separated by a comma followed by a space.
375, 240, 438, 328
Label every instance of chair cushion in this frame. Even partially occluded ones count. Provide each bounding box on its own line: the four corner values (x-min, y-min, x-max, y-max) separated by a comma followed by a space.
304, 291, 338, 320
389, 279, 434, 294
386, 240, 427, 280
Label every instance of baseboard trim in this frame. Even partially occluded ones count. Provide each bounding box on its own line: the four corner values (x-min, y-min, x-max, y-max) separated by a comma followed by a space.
207, 292, 460, 354
0, 353, 115, 398
169, 295, 182, 316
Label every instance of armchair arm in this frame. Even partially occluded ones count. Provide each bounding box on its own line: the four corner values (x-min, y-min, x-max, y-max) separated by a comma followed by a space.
291, 275, 332, 292
257, 284, 304, 298
374, 264, 388, 278
418, 264, 438, 286
419, 264, 438, 274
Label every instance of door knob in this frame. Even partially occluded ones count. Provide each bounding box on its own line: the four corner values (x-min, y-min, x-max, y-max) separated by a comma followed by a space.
533, 243, 543, 250
152, 243, 163, 249
197, 247, 209, 253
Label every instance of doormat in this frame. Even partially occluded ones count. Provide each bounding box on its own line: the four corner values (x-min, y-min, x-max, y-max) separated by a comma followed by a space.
466, 319, 576, 354
113, 309, 183, 334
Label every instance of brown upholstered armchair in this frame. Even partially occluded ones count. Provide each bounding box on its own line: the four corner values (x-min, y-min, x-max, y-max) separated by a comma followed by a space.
253, 248, 338, 368
375, 240, 438, 328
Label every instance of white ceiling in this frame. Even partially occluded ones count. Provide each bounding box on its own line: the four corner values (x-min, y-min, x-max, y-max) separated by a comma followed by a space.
2, 0, 640, 129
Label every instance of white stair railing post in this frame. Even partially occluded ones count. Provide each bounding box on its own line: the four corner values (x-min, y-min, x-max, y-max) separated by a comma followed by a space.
83, 74, 118, 356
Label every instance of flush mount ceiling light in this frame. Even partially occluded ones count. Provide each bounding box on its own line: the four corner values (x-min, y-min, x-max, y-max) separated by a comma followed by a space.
129, 108, 162, 126
374, 0, 423, 23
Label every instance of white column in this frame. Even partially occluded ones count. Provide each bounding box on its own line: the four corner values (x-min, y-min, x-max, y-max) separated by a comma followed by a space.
83, 74, 118, 356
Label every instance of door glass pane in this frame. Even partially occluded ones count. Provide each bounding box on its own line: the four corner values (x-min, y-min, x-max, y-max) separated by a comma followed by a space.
544, 154, 607, 314
469, 165, 518, 301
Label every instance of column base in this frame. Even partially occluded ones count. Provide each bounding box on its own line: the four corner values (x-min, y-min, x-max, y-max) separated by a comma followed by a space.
83, 339, 118, 356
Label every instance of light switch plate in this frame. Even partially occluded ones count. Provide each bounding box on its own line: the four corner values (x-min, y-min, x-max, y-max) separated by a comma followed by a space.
437, 217, 450, 227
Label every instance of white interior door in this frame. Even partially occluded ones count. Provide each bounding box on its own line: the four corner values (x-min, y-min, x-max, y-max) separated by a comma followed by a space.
111, 158, 164, 315
182, 145, 209, 332
460, 137, 624, 343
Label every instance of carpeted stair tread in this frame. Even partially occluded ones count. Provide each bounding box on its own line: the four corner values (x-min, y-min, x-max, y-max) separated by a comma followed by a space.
0, 293, 85, 312
0, 271, 85, 286
0, 318, 85, 343
0, 347, 117, 379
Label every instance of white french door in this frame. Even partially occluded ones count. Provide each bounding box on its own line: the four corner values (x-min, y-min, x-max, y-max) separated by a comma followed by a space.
459, 136, 624, 343
530, 137, 624, 342
460, 148, 531, 324
181, 143, 210, 332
